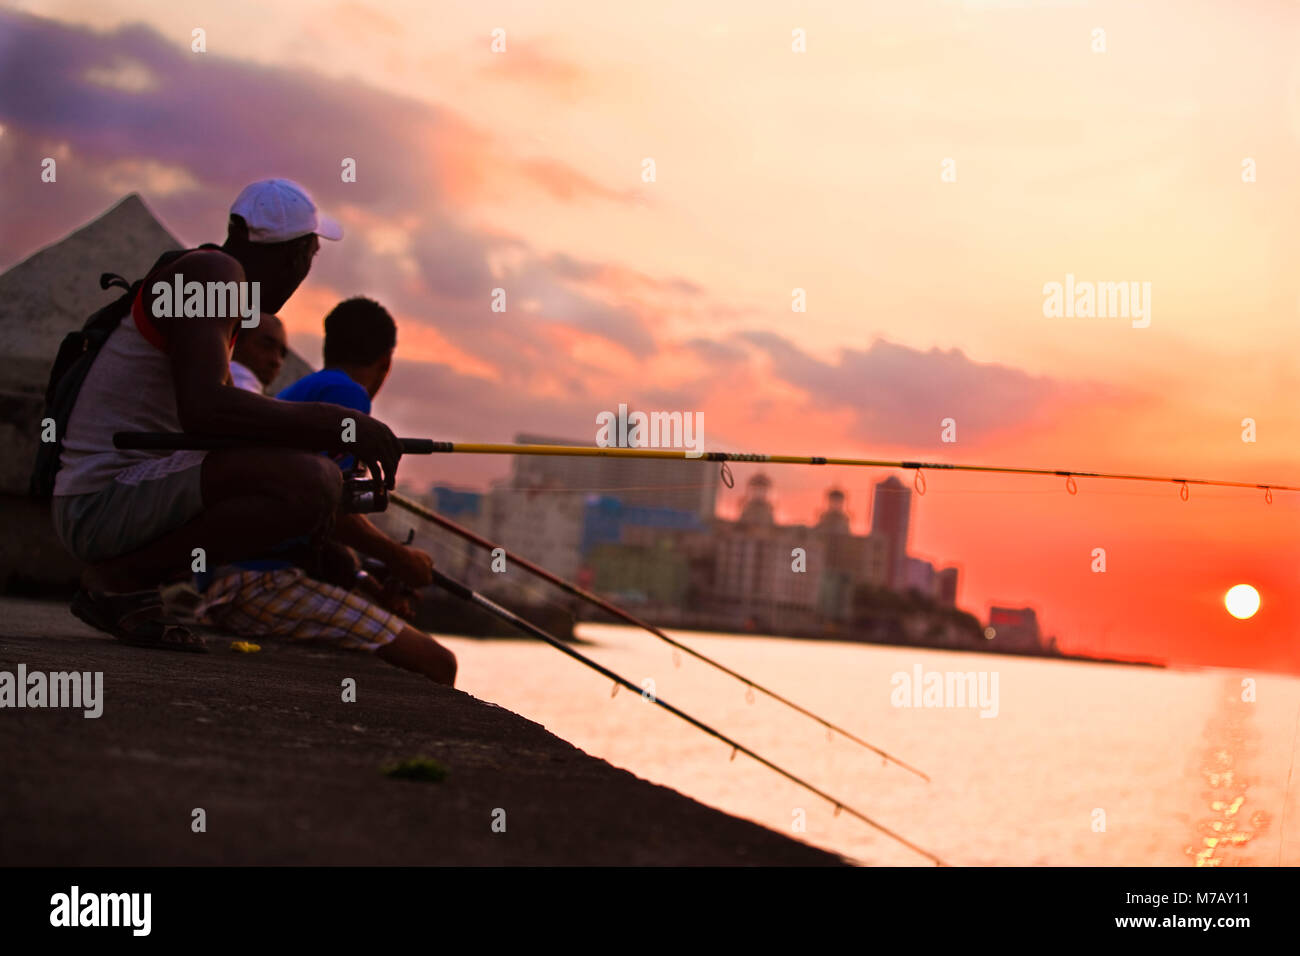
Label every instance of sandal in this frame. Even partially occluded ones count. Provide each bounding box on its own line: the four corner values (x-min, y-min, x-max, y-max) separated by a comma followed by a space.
70, 588, 208, 653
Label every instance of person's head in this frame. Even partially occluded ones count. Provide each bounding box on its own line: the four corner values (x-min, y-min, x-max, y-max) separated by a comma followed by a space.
232, 312, 288, 387
221, 179, 342, 314
322, 297, 397, 398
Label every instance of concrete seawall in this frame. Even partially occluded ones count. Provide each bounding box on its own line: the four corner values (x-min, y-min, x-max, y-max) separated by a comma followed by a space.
0, 598, 846, 866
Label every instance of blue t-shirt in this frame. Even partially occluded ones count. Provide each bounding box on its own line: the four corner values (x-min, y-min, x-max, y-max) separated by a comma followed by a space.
278, 368, 372, 415
207, 369, 372, 582
278, 368, 372, 471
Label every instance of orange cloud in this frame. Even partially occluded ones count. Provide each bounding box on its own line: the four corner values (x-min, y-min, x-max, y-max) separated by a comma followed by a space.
481, 43, 588, 99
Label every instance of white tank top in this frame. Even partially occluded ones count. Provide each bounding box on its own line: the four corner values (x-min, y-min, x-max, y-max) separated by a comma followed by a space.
53, 312, 194, 496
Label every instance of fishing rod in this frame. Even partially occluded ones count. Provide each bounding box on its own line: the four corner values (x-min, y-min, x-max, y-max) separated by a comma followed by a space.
390, 489, 931, 781
114, 432, 1299, 498
430, 565, 947, 866
414, 442, 1300, 500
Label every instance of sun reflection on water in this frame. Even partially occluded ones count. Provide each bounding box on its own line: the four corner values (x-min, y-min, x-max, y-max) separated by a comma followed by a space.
1185, 686, 1271, 866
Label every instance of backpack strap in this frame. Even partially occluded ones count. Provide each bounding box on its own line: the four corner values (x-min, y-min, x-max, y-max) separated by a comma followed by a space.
100, 272, 132, 293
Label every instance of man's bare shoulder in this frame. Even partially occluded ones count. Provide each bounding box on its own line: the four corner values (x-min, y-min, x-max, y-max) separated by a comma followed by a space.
152, 248, 244, 284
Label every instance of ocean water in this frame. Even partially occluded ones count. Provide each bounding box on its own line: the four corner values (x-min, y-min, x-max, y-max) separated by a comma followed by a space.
437, 625, 1300, 866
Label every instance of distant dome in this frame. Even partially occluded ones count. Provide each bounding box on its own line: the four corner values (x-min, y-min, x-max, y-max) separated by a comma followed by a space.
817, 486, 850, 534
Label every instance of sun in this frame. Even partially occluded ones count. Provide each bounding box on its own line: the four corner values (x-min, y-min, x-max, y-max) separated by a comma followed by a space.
1224, 584, 1260, 620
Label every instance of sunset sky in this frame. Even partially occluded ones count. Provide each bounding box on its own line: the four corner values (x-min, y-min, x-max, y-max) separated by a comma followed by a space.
2, 1, 1298, 671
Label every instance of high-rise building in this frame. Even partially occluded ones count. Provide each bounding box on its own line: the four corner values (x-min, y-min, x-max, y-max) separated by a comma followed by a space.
713, 473, 820, 619
935, 567, 959, 606
870, 475, 911, 588
713, 478, 891, 627
511, 433, 718, 520
485, 479, 586, 583
586, 539, 691, 606
580, 495, 706, 556
904, 557, 936, 596
814, 487, 882, 619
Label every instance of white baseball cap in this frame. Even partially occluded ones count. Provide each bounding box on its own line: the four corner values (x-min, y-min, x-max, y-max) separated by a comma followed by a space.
230, 178, 343, 244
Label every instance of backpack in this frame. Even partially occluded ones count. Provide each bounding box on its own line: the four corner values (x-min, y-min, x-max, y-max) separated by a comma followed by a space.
28, 246, 212, 498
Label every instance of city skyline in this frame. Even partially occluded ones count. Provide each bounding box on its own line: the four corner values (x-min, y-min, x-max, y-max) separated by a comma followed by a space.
395, 458, 1020, 652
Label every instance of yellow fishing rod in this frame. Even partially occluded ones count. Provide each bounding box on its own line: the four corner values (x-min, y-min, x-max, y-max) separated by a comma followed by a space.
419, 442, 1299, 499
114, 432, 1299, 498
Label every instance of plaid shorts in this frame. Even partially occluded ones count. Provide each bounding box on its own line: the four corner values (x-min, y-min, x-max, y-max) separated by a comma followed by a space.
199, 568, 404, 652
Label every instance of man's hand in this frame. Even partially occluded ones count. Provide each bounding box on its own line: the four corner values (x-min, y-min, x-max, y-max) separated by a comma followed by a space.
389, 546, 434, 589
333, 413, 402, 487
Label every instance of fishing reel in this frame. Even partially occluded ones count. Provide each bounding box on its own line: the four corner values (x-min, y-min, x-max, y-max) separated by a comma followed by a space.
343, 459, 391, 514
342, 440, 437, 513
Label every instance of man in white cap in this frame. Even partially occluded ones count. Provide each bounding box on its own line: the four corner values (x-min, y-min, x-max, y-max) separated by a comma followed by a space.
49, 179, 456, 685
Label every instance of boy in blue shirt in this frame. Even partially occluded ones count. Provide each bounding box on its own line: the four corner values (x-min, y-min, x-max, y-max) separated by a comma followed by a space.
277, 298, 435, 588
198, 298, 455, 684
